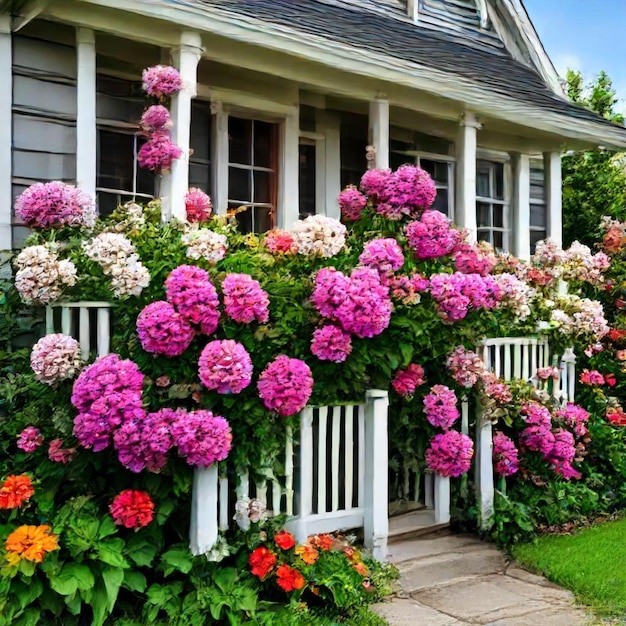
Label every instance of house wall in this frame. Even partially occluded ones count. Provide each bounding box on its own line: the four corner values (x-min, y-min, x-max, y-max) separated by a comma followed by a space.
2, 18, 561, 256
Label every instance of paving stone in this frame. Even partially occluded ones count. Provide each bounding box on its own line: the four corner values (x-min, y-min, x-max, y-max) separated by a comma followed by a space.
371, 598, 467, 625
386, 534, 488, 563
480, 572, 576, 603
398, 549, 505, 593
484, 607, 589, 626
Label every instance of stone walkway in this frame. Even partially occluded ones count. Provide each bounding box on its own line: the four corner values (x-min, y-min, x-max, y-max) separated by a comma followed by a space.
372, 533, 590, 626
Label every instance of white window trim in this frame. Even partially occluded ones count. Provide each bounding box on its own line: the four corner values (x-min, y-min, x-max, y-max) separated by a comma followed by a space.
299, 131, 326, 218
476, 160, 511, 251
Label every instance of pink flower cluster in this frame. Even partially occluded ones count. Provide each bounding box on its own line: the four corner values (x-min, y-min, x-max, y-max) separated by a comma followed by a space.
405, 211, 461, 260
30, 333, 81, 385
389, 273, 430, 305
48, 439, 76, 464
425, 431, 473, 477
264, 229, 296, 254
392, 364, 426, 398
142, 64, 183, 99
546, 429, 581, 480
492, 432, 519, 477
310, 325, 352, 363
360, 166, 436, 220
16, 426, 43, 453
136, 301, 195, 357
429, 272, 501, 323
15, 181, 95, 230
170, 410, 232, 468
138, 131, 183, 173
480, 373, 514, 405
257, 355, 314, 417
198, 340, 253, 394
446, 346, 487, 388
555, 403, 590, 438
561, 241, 610, 286
493, 273, 535, 321
359, 238, 405, 274
140, 105, 172, 132
338, 185, 368, 221
71, 354, 145, 452
311, 267, 392, 338
185, 188, 213, 222
579, 369, 607, 386
165, 265, 220, 335
423, 385, 459, 429
453, 241, 497, 276
222, 273, 270, 324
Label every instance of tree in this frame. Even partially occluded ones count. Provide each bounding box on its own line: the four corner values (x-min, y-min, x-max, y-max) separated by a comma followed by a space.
562, 70, 626, 248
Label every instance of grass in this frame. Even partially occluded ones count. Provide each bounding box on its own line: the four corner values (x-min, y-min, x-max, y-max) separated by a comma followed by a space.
511, 518, 626, 617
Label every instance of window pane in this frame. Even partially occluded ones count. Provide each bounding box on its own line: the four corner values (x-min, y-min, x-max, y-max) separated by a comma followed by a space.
254, 120, 274, 168
253, 170, 273, 204
299, 143, 316, 218
98, 130, 133, 191
494, 163, 504, 200
341, 137, 366, 187
228, 166, 251, 203
530, 203, 547, 228
390, 151, 411, 171
530, 229, 546, 253
477, 229, 492, 244
431, 189, 448, 215
229, 117, 252, 164
253, 206, 274, 233
190, 101, 211, 162
493, 205, 504, 228
189, 162, 210, 191
477, 169, 490, 198
530, 183, 544, 201
233, 203, 252, 233
493, 231, 504, 249
421, 159, 448, 185
477, 202, 491, 227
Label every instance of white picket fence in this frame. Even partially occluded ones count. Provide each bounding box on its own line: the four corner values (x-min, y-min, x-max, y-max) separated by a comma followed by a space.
46, 303, 576, 557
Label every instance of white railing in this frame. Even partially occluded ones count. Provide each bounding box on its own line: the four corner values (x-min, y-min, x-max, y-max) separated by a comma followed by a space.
475, 337, 576, 528
190, 390, 390, 561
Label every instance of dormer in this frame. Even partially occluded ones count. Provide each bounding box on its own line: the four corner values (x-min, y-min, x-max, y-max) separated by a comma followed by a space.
407, 0, 490, 29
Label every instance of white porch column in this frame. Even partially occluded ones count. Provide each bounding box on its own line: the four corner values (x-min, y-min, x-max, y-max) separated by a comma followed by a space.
455, 111, 480, 240
279, 106, 300, 229
511, 152, 530, 259
210, 101, 229, 215
167, 32, 202, 221
76, 28, 97, 201
0, 16, 12, 253
317, 109, 341, 219
368, 98, 389, 169
544, 151, 562, 246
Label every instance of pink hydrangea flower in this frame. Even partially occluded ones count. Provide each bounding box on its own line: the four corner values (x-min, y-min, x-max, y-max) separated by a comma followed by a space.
258, 355, 314, 417
520, 401, 553, 428
425, 431, 473, 477
520, 425, 555, 456
165, 265, 220, 335
222, 273, 270, 324
360, 168, 392, 199
138, 131, 182, 172
338, 185, 368, 221
142, 64, 183, 98
310, 268, 350, 320
555, 403, 590, 438
198, 340, 253, 394
481, 373, 513, 405
30, 333, 81, 385
493, 432, 519, 477
536, 367, 561, 381
185, 188, 212, 222
389, 273, 429, 305
264, 229, 297, 254
136, 301, 195, 357
446, 346, 486, 388
359, 238, 405, 274
171, 410, 233, 468
405, 211, 461, 260
48, 439, 76, 464
579, 369, 606, 386
140, 105, 172, 131
391, 364, 426, 397
17, 426, 43, 452
423, 385, 459, 430
547, 429, 580, 480
310, 325, 352, 363
453, 241, 497, 276
15, 181, 95, 229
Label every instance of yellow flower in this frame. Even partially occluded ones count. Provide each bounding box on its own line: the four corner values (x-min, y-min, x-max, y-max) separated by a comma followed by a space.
295, 544, 319, 565
5, 524, 59, 564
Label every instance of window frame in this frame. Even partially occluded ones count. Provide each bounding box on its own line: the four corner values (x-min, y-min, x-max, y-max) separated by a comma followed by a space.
529, 161, 547, 252
475, 159, 510, 251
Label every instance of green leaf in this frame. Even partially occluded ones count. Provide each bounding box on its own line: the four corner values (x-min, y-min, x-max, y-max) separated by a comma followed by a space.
160, 546, 193, 576
101, 565, 125, 613
48, 562, 95, 596
125, 536, 159, 567
12, 577, 42, 609
88, 578, 109, 626
123, 569, 147, 593
64, 591, 82, 615
97, 517, 118, 540
214, 567, 238, 592
96, 538, 130, 568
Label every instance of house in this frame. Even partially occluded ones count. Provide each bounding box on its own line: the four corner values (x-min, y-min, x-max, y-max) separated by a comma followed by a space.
2, 0, 626, 257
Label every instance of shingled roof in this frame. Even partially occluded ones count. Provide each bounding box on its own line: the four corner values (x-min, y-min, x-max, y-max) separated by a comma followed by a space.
190, 0, 623, 134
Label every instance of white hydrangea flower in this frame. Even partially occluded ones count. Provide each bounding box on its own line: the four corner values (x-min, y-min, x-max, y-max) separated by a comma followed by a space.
290, 215, 347, 258
30, 333, 82, 385
181, 228, 228, 264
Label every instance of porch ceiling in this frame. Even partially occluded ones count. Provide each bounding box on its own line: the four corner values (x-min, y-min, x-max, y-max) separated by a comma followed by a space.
39, 0, 626, 150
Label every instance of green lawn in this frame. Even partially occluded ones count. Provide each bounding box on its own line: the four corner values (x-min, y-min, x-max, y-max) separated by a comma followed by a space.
511, 518, 626, 616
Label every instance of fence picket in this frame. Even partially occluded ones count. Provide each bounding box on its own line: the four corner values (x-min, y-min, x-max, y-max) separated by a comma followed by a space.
344, 407, 354, 510
331, 408, 340, 512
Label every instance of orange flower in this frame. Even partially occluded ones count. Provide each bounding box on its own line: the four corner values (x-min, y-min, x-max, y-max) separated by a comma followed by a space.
0, 475, 34, 509
310, 533, 334, 551
295, 544, 319, 564
275, 564, 306, 592
249, 546, 277, 579
274, 530, 296, 551
5, 524, 58, 564
353, 561, 369, 577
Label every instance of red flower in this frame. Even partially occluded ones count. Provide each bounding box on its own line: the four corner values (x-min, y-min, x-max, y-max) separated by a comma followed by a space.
109, 490, 154, 529
310, 533, 334, 551
605, 373, 617, 387
275, 564, 306, 592
607, 407, 626, 426
249, 546, 276, 579
608, 329, 626, 342
274, 530, 296, 551
0, 475, 34, 509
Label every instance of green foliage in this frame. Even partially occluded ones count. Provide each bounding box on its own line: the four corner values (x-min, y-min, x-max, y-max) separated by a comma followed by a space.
562, 70, 626, 248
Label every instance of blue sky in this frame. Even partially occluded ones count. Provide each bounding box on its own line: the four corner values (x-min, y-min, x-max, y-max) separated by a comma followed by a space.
523, 0, 626, 111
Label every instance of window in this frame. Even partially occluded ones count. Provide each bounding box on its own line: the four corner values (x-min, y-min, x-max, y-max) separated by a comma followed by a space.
299, 138, 316, 219
476, 160, 508, 250
340, 114, 368, 189
529, 165, 547, 253
227, 116, 278, 233
189, 100, 211, 192
95, 74, 154, 215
